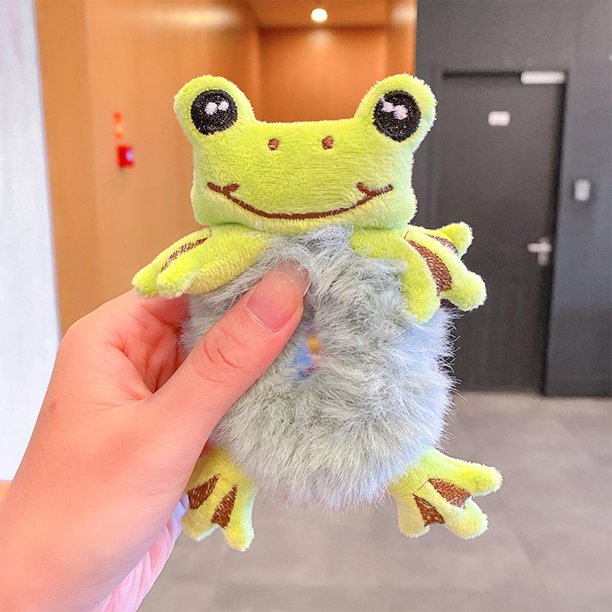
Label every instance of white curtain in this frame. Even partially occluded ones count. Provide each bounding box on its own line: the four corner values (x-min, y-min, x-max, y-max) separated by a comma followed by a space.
0, 0, 59, 479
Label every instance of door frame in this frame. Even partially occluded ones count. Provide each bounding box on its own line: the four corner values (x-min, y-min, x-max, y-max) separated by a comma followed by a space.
419, 68, 568, 393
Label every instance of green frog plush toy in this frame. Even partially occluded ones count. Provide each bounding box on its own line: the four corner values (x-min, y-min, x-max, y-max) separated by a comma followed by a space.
133, 74, 502, 551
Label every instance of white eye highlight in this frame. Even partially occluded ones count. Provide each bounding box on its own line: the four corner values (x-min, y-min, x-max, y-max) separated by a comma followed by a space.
393, 106, 408, 120
380, 97, 409, 120
204, 99, 230, 115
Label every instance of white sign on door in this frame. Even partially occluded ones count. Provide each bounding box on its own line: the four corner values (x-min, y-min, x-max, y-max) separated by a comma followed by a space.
488, 111, 511, 126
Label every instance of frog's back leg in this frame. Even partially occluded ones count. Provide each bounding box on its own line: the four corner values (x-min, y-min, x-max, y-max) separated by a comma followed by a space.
183, 447, 256, 551
388, 449, 502, 539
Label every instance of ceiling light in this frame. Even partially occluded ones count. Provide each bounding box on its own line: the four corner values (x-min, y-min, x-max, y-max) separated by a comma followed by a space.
311, 7, 328, 23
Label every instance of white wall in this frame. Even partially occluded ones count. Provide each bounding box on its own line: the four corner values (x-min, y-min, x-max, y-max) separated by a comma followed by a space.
0, 0, 59, 479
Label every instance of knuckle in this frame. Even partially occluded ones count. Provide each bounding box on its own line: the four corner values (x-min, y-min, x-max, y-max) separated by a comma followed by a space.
55, 320, 91, 368
192, 325, 252, 383
61, 318, 87, 348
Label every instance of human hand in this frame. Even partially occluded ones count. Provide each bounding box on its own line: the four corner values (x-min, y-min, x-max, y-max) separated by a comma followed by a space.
0, 262, 308, 611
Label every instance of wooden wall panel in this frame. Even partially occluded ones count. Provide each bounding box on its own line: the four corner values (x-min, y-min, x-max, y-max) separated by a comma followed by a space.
36, 0, 102, 327
387, 0, 417, 75
248, 0, 389, 27
37, 0, 415, 329
257, 1, 416, 123
37, 0, 260, 330
259, 27, 388, 121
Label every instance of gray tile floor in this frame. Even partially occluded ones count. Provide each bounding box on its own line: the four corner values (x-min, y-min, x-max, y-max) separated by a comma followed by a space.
142, 393, 612, 612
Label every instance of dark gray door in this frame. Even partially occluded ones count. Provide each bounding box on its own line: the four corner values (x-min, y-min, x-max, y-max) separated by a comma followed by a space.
431, 73, 564, 390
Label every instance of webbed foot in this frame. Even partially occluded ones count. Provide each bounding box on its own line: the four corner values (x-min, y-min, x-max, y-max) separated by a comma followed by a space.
388, 448, 502, 539
183, 447, 256, 551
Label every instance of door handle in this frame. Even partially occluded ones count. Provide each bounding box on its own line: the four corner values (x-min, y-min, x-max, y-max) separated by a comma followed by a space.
527, 237, 553, 266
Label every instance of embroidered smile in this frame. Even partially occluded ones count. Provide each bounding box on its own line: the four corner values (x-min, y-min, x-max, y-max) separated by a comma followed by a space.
207, 182, 394, 220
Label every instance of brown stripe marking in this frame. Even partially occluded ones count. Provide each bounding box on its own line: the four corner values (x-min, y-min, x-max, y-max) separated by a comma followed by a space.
212, 485, 237, 528
408, 240, 452, 294
429, 479, 470, 507
207, 182, 393, 220
414, 494, 445, 526
161, 237, 209, 272
187, 474, 219, 510
430, 235, 458, 254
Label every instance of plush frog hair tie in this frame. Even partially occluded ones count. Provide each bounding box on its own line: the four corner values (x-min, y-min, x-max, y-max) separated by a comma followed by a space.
133, 74, 502, 551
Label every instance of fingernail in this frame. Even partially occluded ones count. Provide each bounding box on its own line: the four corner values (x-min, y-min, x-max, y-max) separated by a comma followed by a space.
245, 261, 310, 332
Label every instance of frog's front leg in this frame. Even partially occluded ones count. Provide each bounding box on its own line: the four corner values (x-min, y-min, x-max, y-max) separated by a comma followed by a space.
388, 449, 501, 539
183, 447, 257, 551
132, 224, 270, 299
351, 226, 486, 322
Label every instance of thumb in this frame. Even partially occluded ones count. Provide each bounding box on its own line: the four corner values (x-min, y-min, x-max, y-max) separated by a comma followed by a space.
148, 261, 309, 443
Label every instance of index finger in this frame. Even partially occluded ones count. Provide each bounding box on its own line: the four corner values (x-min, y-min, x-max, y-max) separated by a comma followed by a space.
76, 290, 189, 340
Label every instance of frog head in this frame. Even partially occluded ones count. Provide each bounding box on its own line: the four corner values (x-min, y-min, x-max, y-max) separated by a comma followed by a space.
174, 74, 436, 235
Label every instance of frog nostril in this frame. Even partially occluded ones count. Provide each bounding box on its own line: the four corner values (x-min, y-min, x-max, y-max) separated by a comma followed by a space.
268, 138, 280, 151
322, 135, 334, 150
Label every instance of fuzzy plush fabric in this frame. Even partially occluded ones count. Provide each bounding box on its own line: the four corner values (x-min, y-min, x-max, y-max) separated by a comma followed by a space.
181, 227, 454, 508
172, 74, 436, 236
133, 222, 486, 323
133, 74, 485, 323
132, 73, 502, 547
351, 225, 485, 322
388, 448, 502, 540
132, 225, 269, 298
183, 447, 256, 551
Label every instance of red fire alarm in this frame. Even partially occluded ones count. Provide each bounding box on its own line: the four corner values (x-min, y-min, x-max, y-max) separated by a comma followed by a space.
117, 144, 135, 168
113, 112, 134, 168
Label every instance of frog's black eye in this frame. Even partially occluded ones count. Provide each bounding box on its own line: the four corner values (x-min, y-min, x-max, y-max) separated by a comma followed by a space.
191, 90, 238, 135
373, 91, 421, 142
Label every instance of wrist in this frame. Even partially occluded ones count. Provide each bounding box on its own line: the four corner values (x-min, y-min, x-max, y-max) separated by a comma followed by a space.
0, 498, 53, 609
0, 484, 101, 611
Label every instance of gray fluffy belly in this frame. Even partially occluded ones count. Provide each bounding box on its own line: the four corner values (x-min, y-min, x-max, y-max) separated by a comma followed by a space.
181, 226, 453, 508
